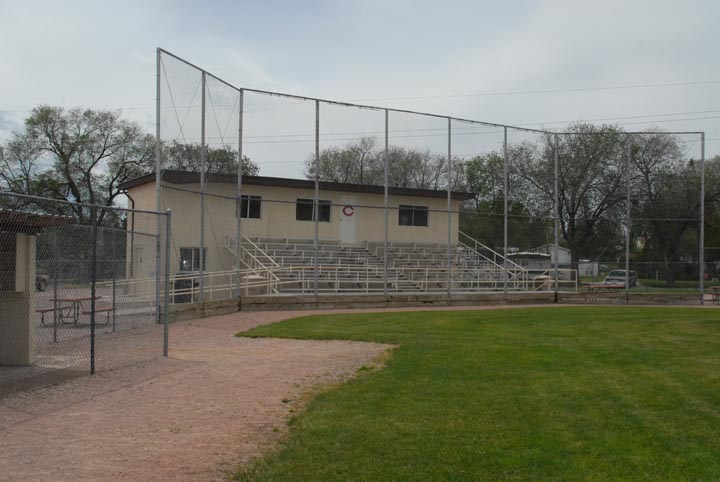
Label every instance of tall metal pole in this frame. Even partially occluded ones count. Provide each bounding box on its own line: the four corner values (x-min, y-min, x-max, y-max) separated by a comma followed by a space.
155, 47, 162, 323
447, 117, 452, 298
314, 100, 320, 299
384, 109, 389, 297
164, 209, 171, 357
699, 132, 706, 304
503, 127, 508, 297
89, 207, 97, 375
199, 72, 206, 303
553, 134, 559, 302
52, 230, 58, 343
625, 136, 632, 303
236, 90, 244, 300
111, 227, 116, 333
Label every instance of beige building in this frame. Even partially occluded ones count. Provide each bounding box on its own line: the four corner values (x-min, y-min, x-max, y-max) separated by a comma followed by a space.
120, 170, 472, 277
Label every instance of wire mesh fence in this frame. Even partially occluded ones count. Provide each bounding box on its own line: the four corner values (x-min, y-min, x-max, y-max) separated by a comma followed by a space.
0, 192, 170, 397
150, 48, 716, 306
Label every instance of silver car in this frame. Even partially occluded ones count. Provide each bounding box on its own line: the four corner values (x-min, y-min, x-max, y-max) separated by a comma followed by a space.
604, 269, 637, 288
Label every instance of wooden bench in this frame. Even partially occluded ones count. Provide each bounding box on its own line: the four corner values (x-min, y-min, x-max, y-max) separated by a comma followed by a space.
80, 307, 115, 326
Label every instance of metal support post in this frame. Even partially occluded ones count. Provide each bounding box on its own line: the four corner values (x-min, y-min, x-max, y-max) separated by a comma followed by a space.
700, 132, 705, 304
314, 100, 320, 299
199, 71, 206, 303
553, 134, 560, 302
503, 127, 508, 296
155, 47, 162, 323
90, 207, 97, 375
447, 117, 452, 298
164, 209, 172, 357
625, 137, 632, 303
384, 109, 389, 297
111, 227, 116, 333
236, 90, 244, 300
52, 230, 58, 343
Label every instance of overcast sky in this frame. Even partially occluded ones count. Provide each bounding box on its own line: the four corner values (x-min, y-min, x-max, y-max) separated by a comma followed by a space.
1, 0, 718, 177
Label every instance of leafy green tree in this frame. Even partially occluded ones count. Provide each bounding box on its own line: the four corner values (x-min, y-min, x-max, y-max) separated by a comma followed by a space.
1, 106, 155, 222
633, 137, 720, 285
513, 124, 626, 272
304, 137, 462, 190
162, 140, 259, 176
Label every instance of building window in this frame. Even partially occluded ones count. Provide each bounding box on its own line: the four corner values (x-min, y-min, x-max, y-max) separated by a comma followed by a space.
398, 205, 429, 227
296, 199, 331, 222
237, 195, 261, 219
179, 247, 207, 272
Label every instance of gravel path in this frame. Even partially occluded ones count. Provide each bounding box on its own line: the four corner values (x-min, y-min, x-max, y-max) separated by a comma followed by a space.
0, 310, 393, 482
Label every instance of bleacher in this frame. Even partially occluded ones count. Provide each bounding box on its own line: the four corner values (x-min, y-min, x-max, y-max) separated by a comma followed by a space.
227, 235, 529, 294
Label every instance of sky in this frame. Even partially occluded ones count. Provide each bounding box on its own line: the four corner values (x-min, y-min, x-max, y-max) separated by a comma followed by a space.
1, 0, 718, 178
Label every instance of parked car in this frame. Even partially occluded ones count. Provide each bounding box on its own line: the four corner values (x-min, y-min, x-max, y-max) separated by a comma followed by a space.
603, 269, 637, 288
35, 274, 49, 291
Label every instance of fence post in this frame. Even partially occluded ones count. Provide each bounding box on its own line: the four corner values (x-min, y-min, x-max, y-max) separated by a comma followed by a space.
112, 226, 116, 333
447, 117, 452, 299
384, 109, 389, 298
553, 134, 559, 303
236, 89, 244, 301
625, 136, 632, 304
52, 229, 58, 343
314, 100, 320, 301
199, 71, 207, 303
699, 132, 705, 304
90, 206, 97, 375
503, 126, 508, 297
164, 209, 171, 357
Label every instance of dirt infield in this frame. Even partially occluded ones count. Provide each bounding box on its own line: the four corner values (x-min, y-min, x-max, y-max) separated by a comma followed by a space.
0, 310, 392, 482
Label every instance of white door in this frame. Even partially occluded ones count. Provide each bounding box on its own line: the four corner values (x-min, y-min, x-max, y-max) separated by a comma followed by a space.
339, 197, 358, 244
134, 246, 144, 277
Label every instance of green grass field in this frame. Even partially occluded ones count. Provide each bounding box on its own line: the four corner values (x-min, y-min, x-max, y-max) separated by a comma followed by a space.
235, 307, 720, 481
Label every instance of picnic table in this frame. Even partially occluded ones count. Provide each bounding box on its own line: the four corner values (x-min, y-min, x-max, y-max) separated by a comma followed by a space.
585, 283, 626, 293
710, 286, 720, 302
46, 296, 103, 325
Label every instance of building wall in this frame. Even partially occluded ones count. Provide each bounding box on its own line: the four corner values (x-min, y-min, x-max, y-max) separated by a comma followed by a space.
127, 181, 462, 275
0, 233, 36, 366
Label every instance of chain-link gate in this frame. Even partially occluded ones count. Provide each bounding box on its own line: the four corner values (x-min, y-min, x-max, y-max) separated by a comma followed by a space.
0, 192, 170, 397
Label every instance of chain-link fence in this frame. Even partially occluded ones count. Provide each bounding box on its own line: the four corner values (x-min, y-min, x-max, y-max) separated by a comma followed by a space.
0, 192, 170, 397
151, 48, 716, 306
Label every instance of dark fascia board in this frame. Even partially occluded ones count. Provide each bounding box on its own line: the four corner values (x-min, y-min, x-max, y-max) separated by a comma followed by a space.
0, 209, 76, 235
118, 170, 474, 201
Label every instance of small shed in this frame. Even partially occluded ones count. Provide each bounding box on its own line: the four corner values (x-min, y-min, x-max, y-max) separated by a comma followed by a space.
0, 209, 74, 366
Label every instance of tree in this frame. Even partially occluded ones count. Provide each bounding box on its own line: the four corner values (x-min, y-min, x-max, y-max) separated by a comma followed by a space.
632, 136, 720, 285
3, 106, 155, 222
513, 124, 626, 273
1, 106, 261, 221
303, 137, 462, 190
461, 148, 552, 251
162, 140, 259, 176
0, 135, 43, 209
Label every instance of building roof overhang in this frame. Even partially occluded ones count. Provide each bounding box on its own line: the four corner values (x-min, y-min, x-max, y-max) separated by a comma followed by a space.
0, 209, 76, 235
119, 170, 475, 201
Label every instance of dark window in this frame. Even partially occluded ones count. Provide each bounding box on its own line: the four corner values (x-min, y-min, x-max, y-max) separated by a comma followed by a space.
237, 195, 261, 219
0, 233, 15, 291
179, 247, 207, 272
398, 205, 429, 227
296, 199, 331, 222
